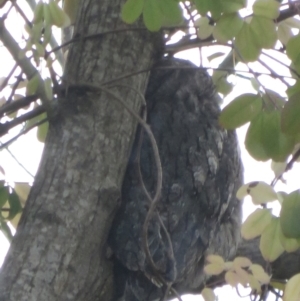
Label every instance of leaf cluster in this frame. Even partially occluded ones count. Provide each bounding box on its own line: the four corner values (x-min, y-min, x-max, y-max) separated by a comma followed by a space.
0, 181, 26, 242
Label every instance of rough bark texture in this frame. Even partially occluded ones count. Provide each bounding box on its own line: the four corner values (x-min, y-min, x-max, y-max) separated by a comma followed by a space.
109, 59, 243, 301
0, 0, 162, 300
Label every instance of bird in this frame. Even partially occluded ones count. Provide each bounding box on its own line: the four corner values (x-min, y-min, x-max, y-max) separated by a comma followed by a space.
108, 58, 243, 301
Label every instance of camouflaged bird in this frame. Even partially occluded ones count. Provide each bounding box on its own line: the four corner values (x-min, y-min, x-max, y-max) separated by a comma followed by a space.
109, 58, 243, 301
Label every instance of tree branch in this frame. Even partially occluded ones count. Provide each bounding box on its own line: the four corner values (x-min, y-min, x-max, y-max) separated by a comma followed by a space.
165, 6, 300, 55
0, 95, 38, 118
0, 117, 47, 150
0, 105, 44, 137
0, 17, 52, 114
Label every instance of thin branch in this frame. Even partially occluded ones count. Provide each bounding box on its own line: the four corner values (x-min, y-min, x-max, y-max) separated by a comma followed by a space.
25, 0, 64, 66
233, 44, 282, 109
166, 37, 227, 54
0, 142, 34, 178
0, 118, 47, 150
0, 94, 38, 118
258, 58, 290, 86
47, 27, 148, 59
276, 1, 300, 22
96, 65, 294, 90
0, 105, 44, 137
0, 63, 18, 92
0, 17, 53, 114
271, 147, 300, 186
165, 6, 300, 55
261, 50, 300, 78
6, 71, 24, 104
12, 1, 31, 27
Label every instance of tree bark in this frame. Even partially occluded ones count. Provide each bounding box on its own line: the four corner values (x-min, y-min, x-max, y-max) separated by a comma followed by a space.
0, 0, 162, 300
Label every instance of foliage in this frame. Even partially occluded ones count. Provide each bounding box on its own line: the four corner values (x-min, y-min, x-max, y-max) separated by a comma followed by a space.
0, 181, 23, 241
1, 0, 300, 300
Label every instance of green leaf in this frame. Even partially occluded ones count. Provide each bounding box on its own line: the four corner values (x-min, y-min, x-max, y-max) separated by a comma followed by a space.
235, 23, 261, 62
207, 52, 225, 62
250, 16, 277, 49
201, 288, 216, 301
250, 78, 260, 91
206, 0, 222, 19
236, 181, 278, 204
194, 0, 210, 15
215, 77, 233, 96
279, 227, 300, 253
159, 0, 182, 26
281, 92, 300, 136
44, 78, 53, 101
0, 186, 9, 208
37, 118, 49, 142
278, 22, 293, 46
280, 190, 300, 239
14, 182, 31, 204
284, 17, 300, 29
241, 208, 273, 239
143, 0, 162, 31
262, 89, 285, 112
252, 0, 280, 19
284, 274, 300, 301
286, 80, 300, 98
221, 0, 247, 13
245, 110, 294, 161
260, 217, 285, 262
219, 93, 262, 129
26, 73, 39, 96
194, 0, 245, 16
121, 0, 144, 24
286, 34, 300, 63
7, 191, 22, 220
213, 13, 244, 42
196, 17, 214, 40
25, 110, 45, 130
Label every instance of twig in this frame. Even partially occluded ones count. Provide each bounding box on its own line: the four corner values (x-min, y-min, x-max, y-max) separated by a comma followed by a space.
0, 63, 18, 92
0, 94, 38, 118
271, 147, 300, 186
25, 0, 64, 66
97, 65, 294, 89
11, 1, 31, 27
261, 50, 300, 78
0, 142, 34, 178
0, 118, 47, 150
0, 105, 45, 137
0, 17, 53, 114
269, 286, 283, 299
258, 58, 290, 87
233, 45, 282, 109
47, 27, 148, 59
6, 71, 24, 104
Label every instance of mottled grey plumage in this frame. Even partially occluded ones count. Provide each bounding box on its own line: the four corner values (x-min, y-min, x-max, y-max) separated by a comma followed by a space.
109, 58, 243, 301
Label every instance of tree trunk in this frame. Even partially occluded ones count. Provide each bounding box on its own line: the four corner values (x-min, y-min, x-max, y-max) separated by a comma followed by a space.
0, 0, 162, 300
